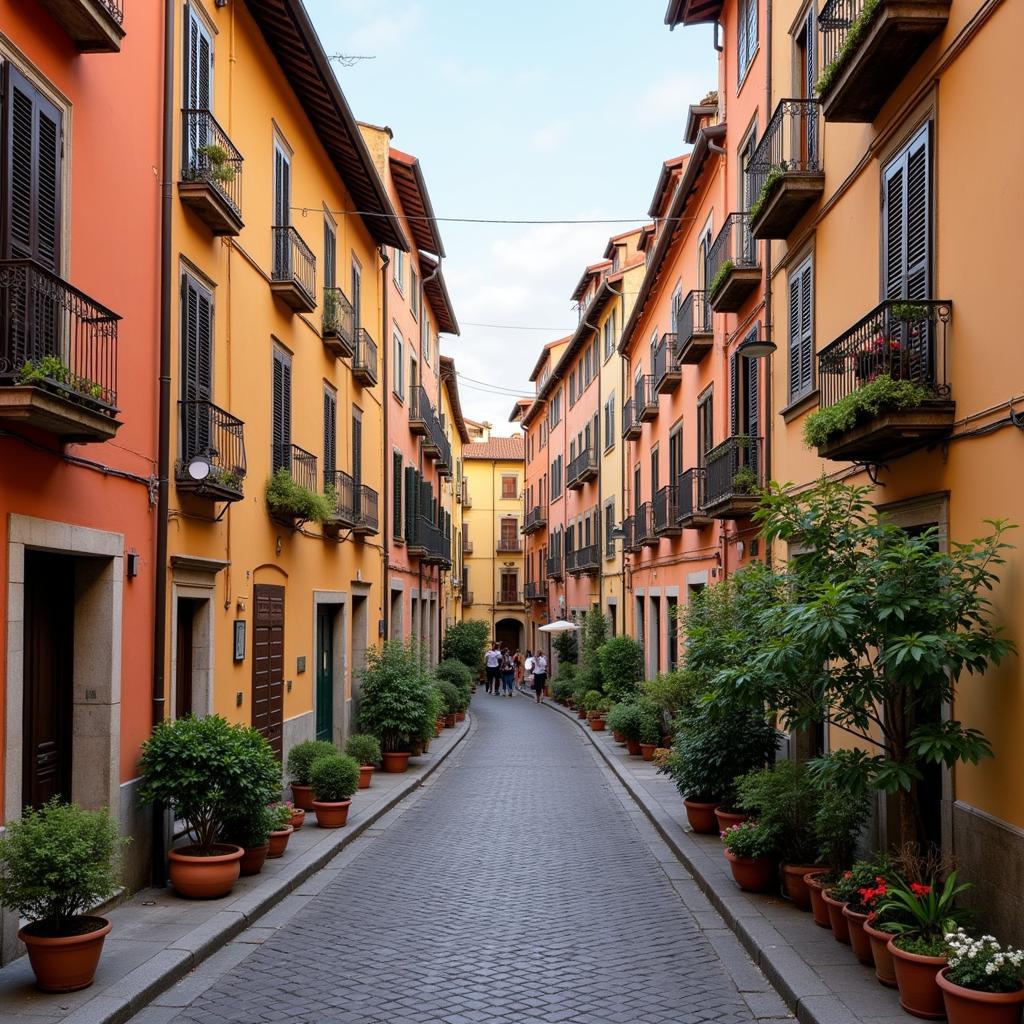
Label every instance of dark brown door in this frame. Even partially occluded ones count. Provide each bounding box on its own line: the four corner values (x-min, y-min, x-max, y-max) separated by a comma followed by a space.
23, 552, 74, 809
175, 598, 197, 719
252, 584, 285, 759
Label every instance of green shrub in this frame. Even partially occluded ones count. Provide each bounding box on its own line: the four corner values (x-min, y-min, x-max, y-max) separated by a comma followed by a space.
265, 467, 333, 523
344, 733, 382, 766
641, 670, 704, 723
287, 740, 337, 787
736, 761, 821, 864
221, 804, 276, 849
0, 800, 125, 933
552, 629, 578, 664
816, 0, 881, 96
709, 258, 734, 299
310, 755, 361, 803
598, 635, 645, 703
748, 164, 785, 223
606, 701, 652, 742
555, 662, 577, 685
582, 689, 607, 714
551, 677, 575, 702
606, 702, 638, 736
357, 641, 435, 753
442, 620, 489, 671
139, 715, 281, 855
436, 679, 463, 715
637, 701, 662, 744
435, 658, 474, 696
267, 802, 293, 832
813, 782, 870, 872
421, 684, 446, 741
721, 820, 777, 860
580, 608, 608, 688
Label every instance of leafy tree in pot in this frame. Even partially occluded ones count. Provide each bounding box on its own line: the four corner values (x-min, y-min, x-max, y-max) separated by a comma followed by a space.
287, 740, 338, 787
357, 641, 436, 753
598, 635, 645, 704
442, 620, 489, 673
310, 755, 361, 803
345, 733, 382, 767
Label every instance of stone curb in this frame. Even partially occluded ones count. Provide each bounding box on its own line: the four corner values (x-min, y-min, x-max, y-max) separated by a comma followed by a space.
538, 698, 860, 1024
61, 714, 475, 1024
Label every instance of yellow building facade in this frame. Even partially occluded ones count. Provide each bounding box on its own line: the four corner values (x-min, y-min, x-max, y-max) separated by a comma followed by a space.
440, 357, 470, 634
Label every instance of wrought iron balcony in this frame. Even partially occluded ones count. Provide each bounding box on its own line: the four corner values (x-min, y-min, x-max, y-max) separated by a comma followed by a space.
322, 287, 355, 359
324, 470, 358, 531
621, 513, 642, 554
819, 0, 950, 123
0, 259, 121, 441
814, 299, 953, 461
352, 329, 378, 387
176, 400, 246, 502
461, 481, 472, 508
674, 290, 713, 365
179, 110, 244, 236
523, 505, 548, 535
546, 554, 563, 580
351, 484, 379, 536
747, 99, 824, 239
566, 445, 598, 490
653, 333, 681, 395
653, 485, 681, 537
707, 213, 760, 313
497, 590, 523, 606
674, 468, 712, 530
268, 443, 317, 525
634, 374, 658, 423
635, 502, 658, 547
524, 580, 547, 603
702, 435, 763, 519
271, 226, 317, 313
621, 397, 642, 440
568, 544, 600, 577
415, 515, 451, 566
461, 534, 474, 555
429, 416, 452, 477
35, 0, 125, 52
463, 590, 474, 607
497, 536, 523, 553
409, 385, 432, 436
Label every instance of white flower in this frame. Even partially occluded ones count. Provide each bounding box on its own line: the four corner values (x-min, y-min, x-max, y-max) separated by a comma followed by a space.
986, 963, 997, 975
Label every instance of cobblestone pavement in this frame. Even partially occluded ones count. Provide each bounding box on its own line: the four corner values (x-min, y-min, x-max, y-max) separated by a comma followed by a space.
144, 692, 789, 1024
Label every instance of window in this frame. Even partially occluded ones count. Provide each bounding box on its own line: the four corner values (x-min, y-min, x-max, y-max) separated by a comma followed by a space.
738, 0, 758, 84
180, 274, 213, 459
409, 354, 418, 392
392, 246, 404, 292
697, 387, 713, 466
669, 424, 683, 484
184, 7, 214, 169
788, 254, 814, 402
272, 142, 291, 279
603, 317, 614, 360
421, 311, 430, 364
351, 407, 363, 490
351, 257, 362, 329
549, 389, 562, 427
500, 571, 518, 603
671, 284, 683, 334
551, 456, 563, 500
883, 124, 931, 302
667, 596, 679, 671
501, 475, 517, 500
392, 450, 403, 539
590, 338, 599, 381
730, 334, 760, 440
272, 347, 292, 472
323, 386, 337, 482
650, 445, 660, 496
605, 501, 616, 557
604, 393, 616, 451
740, 126, 759, 219
500, 517, 518, 547
410, 268, 419, 319
392, 330, 404, 399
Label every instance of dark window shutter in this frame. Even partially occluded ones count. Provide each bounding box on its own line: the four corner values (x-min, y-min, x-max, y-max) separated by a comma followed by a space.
323, 390, 336, 483
905, 136, 930, 301
351, 412, 362, 486
181, 275, 213, 458
729, 351, 739, 437
788, 272, 801, 400
392, 452, 403, 539
747, 339, 760, 439
404, 467, 416, 541
272, 349, 291, 472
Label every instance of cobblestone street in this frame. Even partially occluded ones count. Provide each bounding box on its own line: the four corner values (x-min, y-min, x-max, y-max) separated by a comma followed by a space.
139, 694, 788, 1024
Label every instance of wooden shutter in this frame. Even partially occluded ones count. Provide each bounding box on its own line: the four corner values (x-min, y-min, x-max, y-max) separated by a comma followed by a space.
323, 389, 336, 482
788, 258, 813, 400
351, 262, 361, 330
404, 467, 416, 540
392, 452, 403, 539
883, 125, 931, 302
805, 8, 817, 161
729, 351, 740, 437
181, 275, 213, 459
323, 220, 336, 290
746, 342, 760, 441
272, 349, 291, 472
351, 410, 362, 487
185, 8, 213, 110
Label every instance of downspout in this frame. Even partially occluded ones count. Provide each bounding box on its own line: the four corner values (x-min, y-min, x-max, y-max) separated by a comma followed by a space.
420, 257, 443, 653
380, 247, 390, 640
152, 0, 176, 888
763, 0, 773, 560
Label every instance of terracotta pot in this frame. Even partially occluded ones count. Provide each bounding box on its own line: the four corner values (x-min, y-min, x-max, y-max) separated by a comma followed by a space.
639, 742, 657, 761
358, 765, 374, 789
843, 906, 875, 965
714, 808, 748, 832
937, 967, 1024, 1024
863, 917, 899, 988
724, 849, 778, 893
821, 890, 851, 945
267, 826, 293, 858
456, 711, 465, 722
435, 721, 443, 737
889, 939, 948, 1019
313, 799, 352, 828
290, 783, 316, 811
288, 808, 305, 831
445, 713, 457, 728
382, 751, 411, 773
625, 737, 641, 756
19, 916, 111, 993
781, 865, 828, 911
239, 843, 269, 876
683, 799, 721, 835
590, 718, 606, 732
576, 708, 587, 719
168, 844, 243, 899
612, 730, 625, 743
804, 871, 833, 929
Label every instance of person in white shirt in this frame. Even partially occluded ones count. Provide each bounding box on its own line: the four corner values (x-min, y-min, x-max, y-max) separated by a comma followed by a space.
532, 653, 548, 703
484, 643, 502, 694
523, 651, 535, 693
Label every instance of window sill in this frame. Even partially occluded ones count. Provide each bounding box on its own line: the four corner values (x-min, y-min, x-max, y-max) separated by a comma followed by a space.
780, 388, 820, 424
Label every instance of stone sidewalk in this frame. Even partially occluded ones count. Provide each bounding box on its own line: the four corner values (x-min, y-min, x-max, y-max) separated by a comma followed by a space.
0, 717, 472, 1024
537, 697, 914, 1024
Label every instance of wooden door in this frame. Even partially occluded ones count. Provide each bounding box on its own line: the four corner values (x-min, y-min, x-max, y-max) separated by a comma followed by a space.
23, 552, 74, 809
315, 607, 333, 742
252, 584, 285, 759
175, 598, 196, 719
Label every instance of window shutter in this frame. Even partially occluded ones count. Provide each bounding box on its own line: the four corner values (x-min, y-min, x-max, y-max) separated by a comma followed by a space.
805, 8, 817, 162
404, 467, 416, 541
323, 390, 336, 482
351, 412, 362, 486
788, 272, 801, 400
272, 350, 291, 472
747, 342, 760, 440
729, 351, 739, 437
884, 125, 930, 304
799, 263, 813, 394
392, 452, 403, 539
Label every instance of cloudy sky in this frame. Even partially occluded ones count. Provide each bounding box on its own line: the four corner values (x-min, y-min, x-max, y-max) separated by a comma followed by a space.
305, 0, 717, 432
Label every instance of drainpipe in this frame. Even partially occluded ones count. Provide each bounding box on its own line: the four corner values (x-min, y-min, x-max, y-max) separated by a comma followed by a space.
380, 247, 391, 640
763, 0, 773, 551
151, 0, 176, 888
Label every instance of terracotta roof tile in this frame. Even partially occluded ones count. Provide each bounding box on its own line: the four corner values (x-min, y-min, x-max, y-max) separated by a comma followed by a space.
462, 436, 525, 461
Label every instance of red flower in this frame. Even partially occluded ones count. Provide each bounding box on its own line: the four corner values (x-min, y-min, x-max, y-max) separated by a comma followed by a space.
910, 882, 932, 897
843, 871, 852, 879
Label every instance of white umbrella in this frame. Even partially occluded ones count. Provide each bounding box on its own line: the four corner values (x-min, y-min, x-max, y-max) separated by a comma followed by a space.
538, 620, 580, 633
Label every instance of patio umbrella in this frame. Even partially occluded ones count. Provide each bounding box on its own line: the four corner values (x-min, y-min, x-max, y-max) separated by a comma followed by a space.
538, 620, 580, 632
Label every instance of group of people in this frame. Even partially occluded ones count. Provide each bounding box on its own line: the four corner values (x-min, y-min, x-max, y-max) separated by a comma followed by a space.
483, 643, 548, 703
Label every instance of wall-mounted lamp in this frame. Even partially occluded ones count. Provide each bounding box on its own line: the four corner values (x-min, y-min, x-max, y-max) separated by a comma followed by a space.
126, 551, 140, 578
737, 333, 777, 359
186, 455, 211, 482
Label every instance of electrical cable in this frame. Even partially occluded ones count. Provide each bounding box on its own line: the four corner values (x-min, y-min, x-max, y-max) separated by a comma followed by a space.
292, 207, 655, 226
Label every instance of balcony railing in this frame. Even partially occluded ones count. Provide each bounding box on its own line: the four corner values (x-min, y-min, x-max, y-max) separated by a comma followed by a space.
325, 470, 358, 529
415, 515, 451, 565
271, 226, 316, 312
674, 290, 713, 365
352, 329, 378, 386
463, 591, 474, 607
352, 484, 379, 535
35, 0, 125, 52
177, 400, 246, 501
409, 385, 432, 436
523, 505, 548, 534
621, 513, 641, 554
180, 110, 244, 235
622, 397, 641, 440
546, 554, 563, 580
497, 590, 522, 606
0, 259, 121, 441
568, 545, 600, 576
497, 536, 523, 553
566, 445, 598, 490
674, 468, 712, 529
707, 213, 760, 313
461, 534, 474, 555
524, 581, 547, 602
322, 287, 355, 358
461, 481, 472, 507
746, 99, 824, 239
633, 374, 658, 423
653, 332, 681, 394
429, 415, 452, 475
702, 435, 763, 518
653, 484, 680, 536
814, 299, 953, 460
635, 501, 658, 547
287, 443, 318, 492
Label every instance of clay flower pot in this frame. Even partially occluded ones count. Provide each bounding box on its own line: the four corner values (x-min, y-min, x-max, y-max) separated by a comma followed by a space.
267, 826, 293, 858
239, 843, 269, 876
683, 799, 720, 834
382, 751, 411, 773
612, 730, 625, 743
724, 849, 778, 893
842, 906, 875, 965
576, 708, 587, 720
168, 843, 243, 899
435, 720, 443, 737
714, 808, 748, 833
889, 939, 948, 1020
313, 799, 352, 828
590, 717, 606, 732
19, 916, 112, 993
456, 711, 465, 722
639, 742, 657, 761
445, 713, 457, 728
863, 917, 898, 988
821, 890, 851, 945
358, 764, 374, 789
781, 865, 828, 911
625, 737, 641, 756
288, 808, 305, 831
290, 783, 316, 811
804, 871, 833, 929
937, 967, 1024, 1024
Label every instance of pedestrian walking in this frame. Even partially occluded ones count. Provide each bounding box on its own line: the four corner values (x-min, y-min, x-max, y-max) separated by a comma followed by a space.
532, 653, 548, 704
513, 649, 523, 691
484, 643, 501, 695
501, 649, 515, 696
523, 650, 535, 693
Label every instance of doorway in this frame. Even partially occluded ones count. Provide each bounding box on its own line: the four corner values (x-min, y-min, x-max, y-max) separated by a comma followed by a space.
175, 596, 205, 720
495, 617, 522, 651
252, 584, 285, 759
315, 605, 335, 742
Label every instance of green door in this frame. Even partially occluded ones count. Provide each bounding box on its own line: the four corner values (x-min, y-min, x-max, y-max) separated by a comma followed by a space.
315, 607, 333, 742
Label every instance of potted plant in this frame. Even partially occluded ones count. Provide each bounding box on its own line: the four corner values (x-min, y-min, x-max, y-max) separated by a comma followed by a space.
881, 873, 971, 1019
139, 715, 281, 900
266, 803, 294, 858
345, 733, 382, 789
861, 877, 900, 988
221, 805, 276, 877
196, 142, 237, 185
606, 702, 634, 744
309, 754, 361, 828
437, 680, 462, 728
286, 740, 337, 810
720, 821, 779, 893
286, 801, 305, 831
582, 690, 607, 730
0, 800, 125, 992
637, 704, 661, 760
836, 859, 892, 966
937, 929, 1024, 1024
421, 685, 446, 753
798, 780, 869, 915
